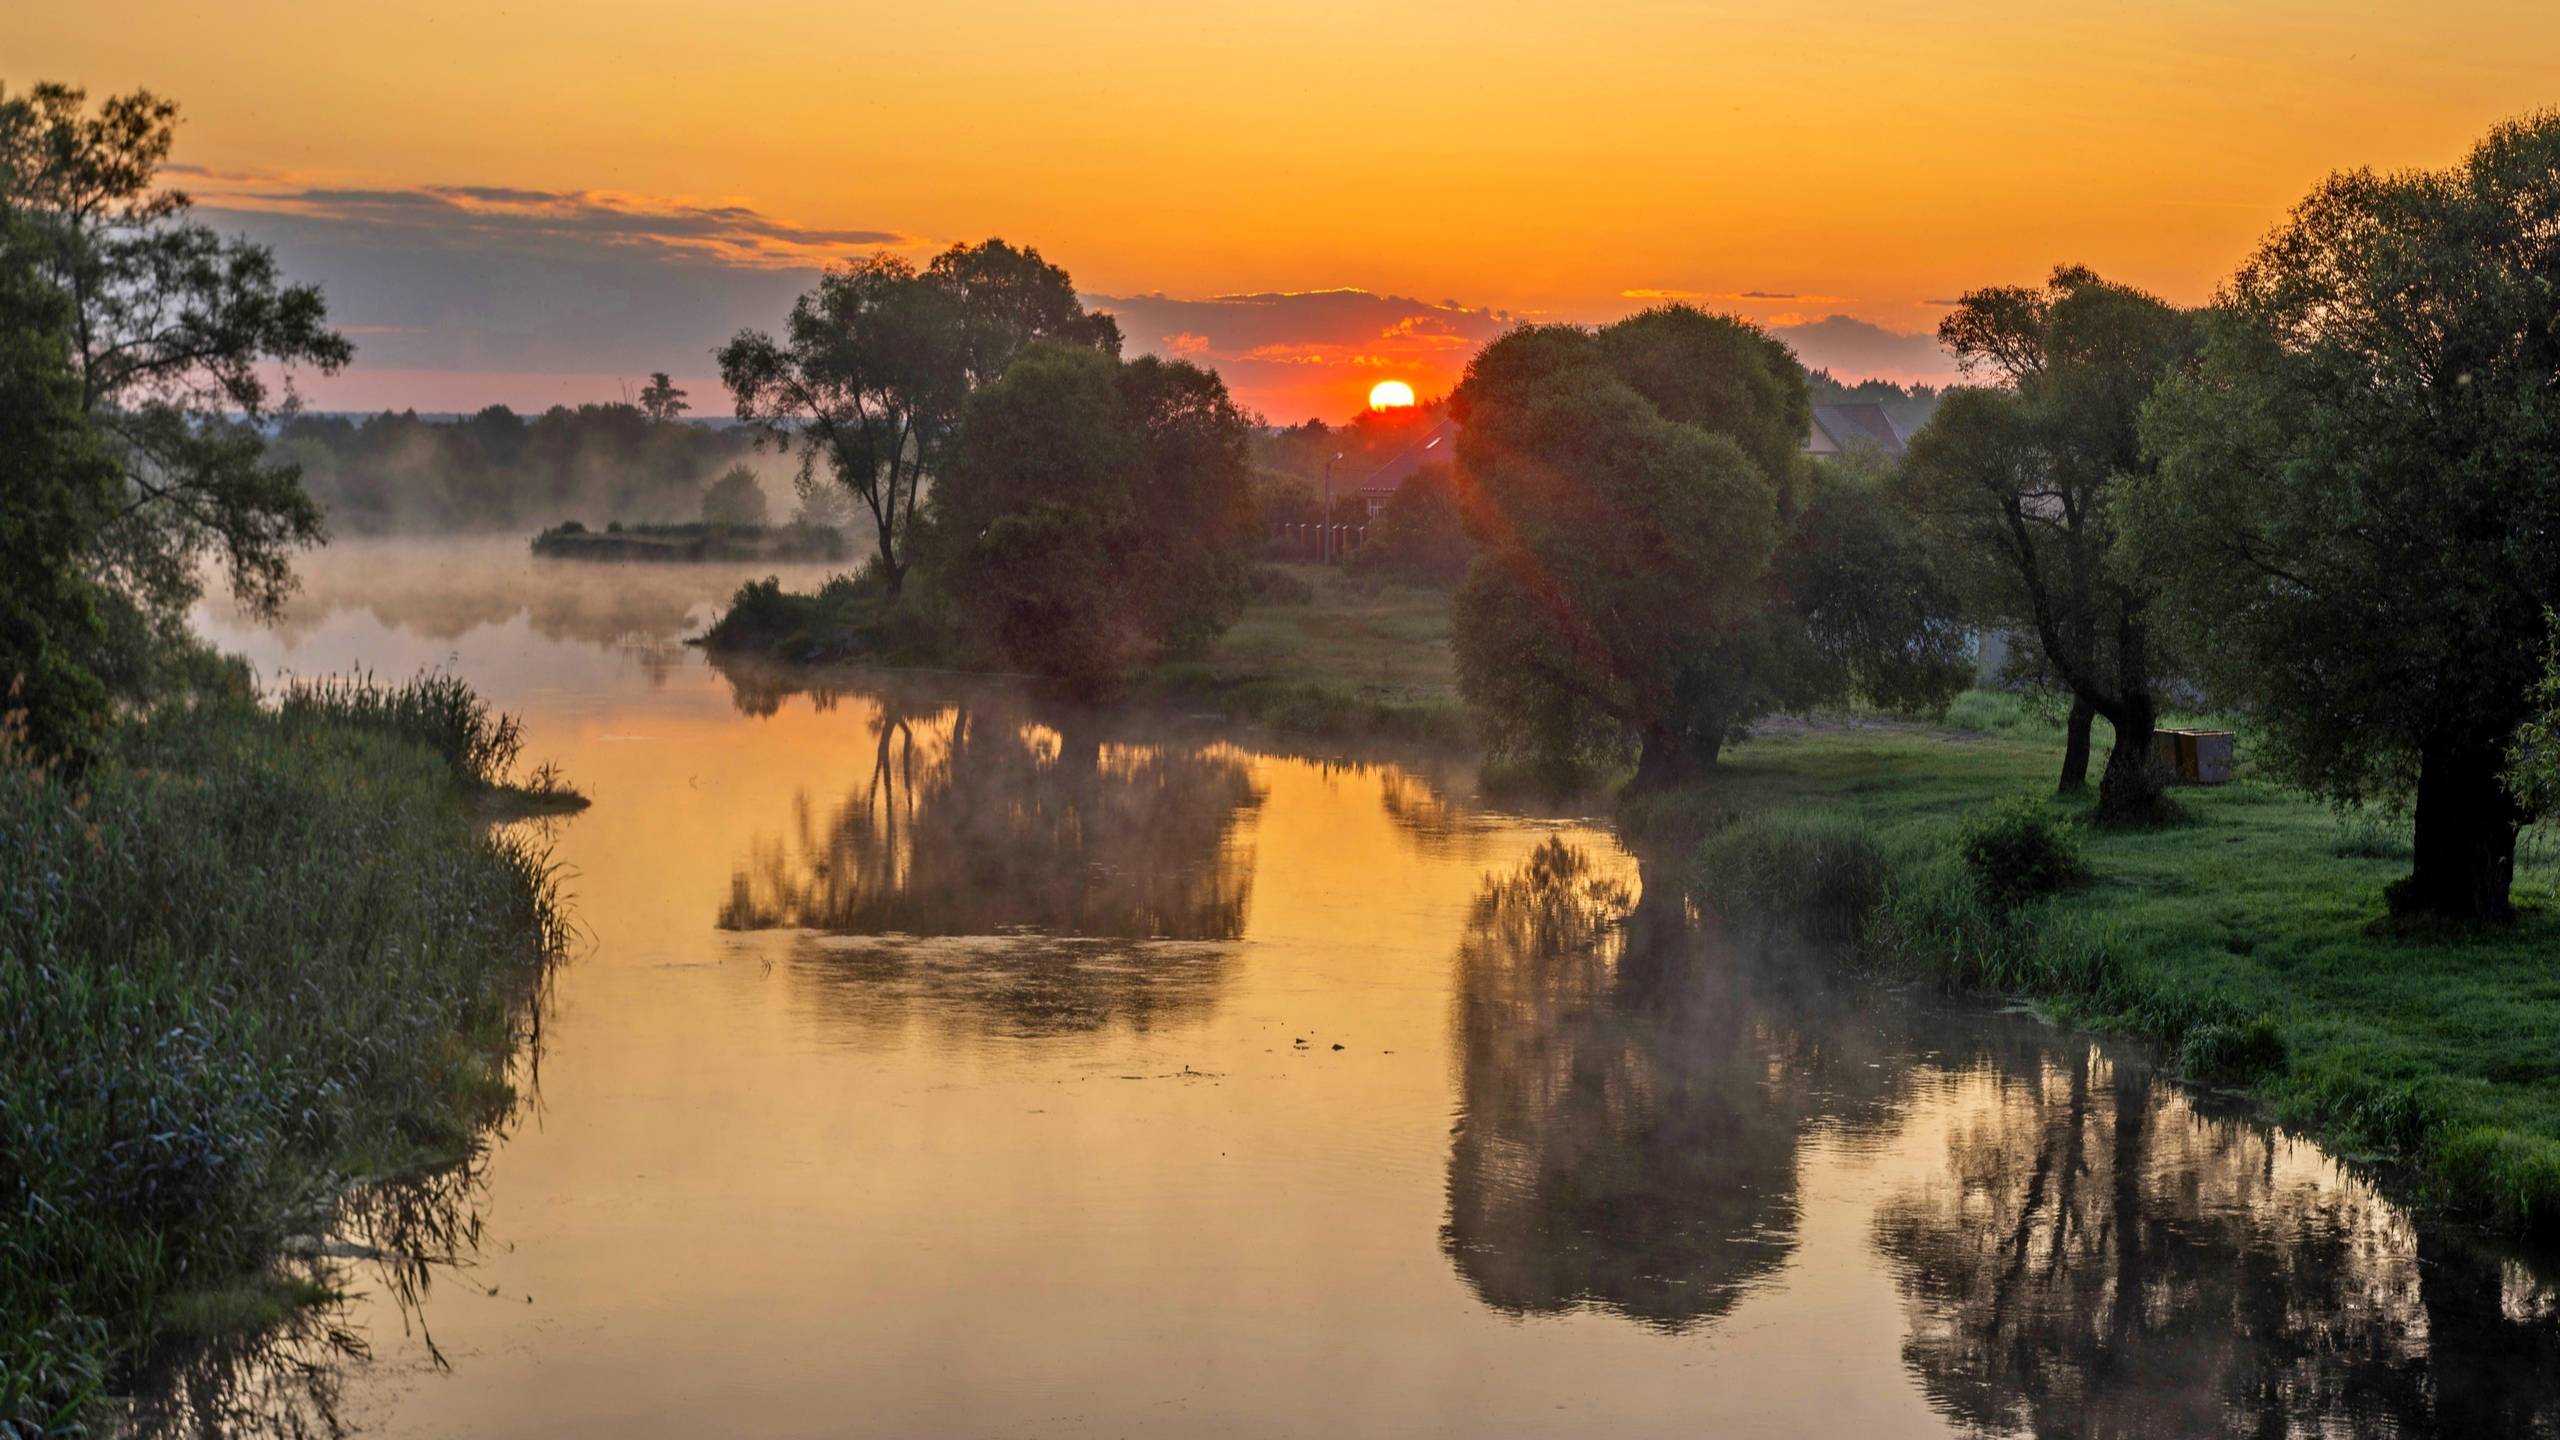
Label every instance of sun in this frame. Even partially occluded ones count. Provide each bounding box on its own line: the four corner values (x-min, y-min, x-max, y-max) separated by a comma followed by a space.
1367, 379, 1417, 410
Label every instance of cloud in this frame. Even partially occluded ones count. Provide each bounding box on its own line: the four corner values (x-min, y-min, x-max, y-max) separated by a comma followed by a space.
203, 179, 901, 269
1089, 289, 1518, 420
1768, 314, 1956, 386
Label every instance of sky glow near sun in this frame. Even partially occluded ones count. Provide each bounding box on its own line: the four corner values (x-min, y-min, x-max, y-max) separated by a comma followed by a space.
10, 0, 2560, 420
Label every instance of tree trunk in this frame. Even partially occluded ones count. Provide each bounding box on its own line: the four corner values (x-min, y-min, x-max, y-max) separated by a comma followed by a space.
1630, 720, 1718, 791
2058, 696, 2095, 794
2094, 695, 2170, 827
878, 551, 905, 599
2390, 736, 2521, 923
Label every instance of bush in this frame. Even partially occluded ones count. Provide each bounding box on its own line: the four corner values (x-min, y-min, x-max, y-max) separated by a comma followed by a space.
1957, 794, 2091, 908
1247, 566, 1315, 607
701, 464, 771, 528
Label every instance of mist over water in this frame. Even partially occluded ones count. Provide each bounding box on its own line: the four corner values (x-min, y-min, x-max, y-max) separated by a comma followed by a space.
171, 539, 2560, 1438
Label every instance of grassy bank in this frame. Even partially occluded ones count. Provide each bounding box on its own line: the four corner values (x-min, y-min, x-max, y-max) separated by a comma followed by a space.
0, 673, 571, 1433
1137, 564, 1468, 744
1674, 697, 2560, 1236
700, 561, 1473, 744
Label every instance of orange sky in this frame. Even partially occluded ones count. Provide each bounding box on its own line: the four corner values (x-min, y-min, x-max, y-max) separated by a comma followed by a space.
10, 1, 2558, 420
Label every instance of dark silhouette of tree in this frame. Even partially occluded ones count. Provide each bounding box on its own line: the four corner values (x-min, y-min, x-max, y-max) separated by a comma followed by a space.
636, 370, 688, 421
716, 240, 1117, 598
0, 82, 350, 633
2128, 113, 2560, 919
1904, 266, 2195, 823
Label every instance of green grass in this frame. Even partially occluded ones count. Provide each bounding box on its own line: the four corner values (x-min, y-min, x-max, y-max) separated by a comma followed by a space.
1682, 696, 2560, 1237
0, 679, 570, 1434
1139, 564, 1469, 742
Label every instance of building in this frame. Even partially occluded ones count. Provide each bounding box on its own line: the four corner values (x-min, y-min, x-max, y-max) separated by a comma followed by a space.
1357, 417, 1459, 516
1804, 402, 1909, 458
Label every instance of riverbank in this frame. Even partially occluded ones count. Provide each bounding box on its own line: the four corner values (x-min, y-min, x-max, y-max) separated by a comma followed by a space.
0, 672, 571, 1433
698, 562, 1472, 745
1668, 697, 2560, 1238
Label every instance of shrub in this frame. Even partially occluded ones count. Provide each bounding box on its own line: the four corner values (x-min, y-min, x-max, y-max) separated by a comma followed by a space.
1957, 794, 2091, 908
2178, 1014, 2288, 1084
701, 464, 771, 528
1247, 566, 1315, 607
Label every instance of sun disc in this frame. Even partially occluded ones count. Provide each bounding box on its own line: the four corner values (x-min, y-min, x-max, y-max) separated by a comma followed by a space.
1368, 379, 1417, 410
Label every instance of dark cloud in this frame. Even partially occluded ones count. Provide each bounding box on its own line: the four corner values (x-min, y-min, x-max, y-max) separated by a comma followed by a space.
208, 183, 901, 266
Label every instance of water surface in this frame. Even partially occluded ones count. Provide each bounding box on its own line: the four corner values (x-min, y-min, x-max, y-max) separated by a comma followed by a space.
169, 538, 2560, 1437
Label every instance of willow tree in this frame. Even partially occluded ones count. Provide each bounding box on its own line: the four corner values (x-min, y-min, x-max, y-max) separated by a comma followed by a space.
1904, 267, 2195, 823
1450, 306, 1963, 787
2127, 113, 2560, 921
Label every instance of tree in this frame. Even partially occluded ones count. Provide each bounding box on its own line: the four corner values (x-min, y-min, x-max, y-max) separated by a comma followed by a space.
2126, 114, 2560, 921
700, 463, 769, 528
637, 370, 688, 421
1904, 267, 2195, 823
1449, 305, 1961, 787
0, 82, 350, 634
717, 239, 1116, 598
929, 344, 1255, 687
0, 210, 117, 764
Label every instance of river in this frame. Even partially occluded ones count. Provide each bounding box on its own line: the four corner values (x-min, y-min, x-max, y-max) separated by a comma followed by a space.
161, 537, 2560, 1437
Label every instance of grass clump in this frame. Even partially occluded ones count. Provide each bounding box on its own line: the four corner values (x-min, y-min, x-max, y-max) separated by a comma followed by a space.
1694, 809, 1888, 941
0, 679, 569, 1433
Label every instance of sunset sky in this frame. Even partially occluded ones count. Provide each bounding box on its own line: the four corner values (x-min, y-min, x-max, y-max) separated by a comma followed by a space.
9, 1, 2557, 421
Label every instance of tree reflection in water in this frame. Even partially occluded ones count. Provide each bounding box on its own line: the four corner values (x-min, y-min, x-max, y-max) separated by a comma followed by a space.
1443, 839, 1817, 1329
1873, 1051, 2560, 1437
718, 672, 1267, 1037
1444, 839, 2560, 1432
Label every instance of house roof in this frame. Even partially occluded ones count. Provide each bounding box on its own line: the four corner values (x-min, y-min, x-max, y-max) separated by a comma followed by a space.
1358, 417, 1458, 495
1806, 402, 1907, 457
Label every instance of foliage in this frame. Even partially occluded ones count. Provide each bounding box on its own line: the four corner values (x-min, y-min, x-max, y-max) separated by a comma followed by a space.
1347, 460, 1472, 586
929, 345, 1257, 687
0, 81, 349, 628
1903, 265, 2196, 823
0, 209, 116, 768
2127, 112, 2560, 921
717, 239, 1118, 597
1956, 793, 2092, 908
0, 686, 565, 1433
700, 463, 770, 528
1449, 305, 1962, 788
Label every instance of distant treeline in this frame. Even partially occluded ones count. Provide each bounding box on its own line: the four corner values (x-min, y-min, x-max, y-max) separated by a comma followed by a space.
273, 405, 763, 534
